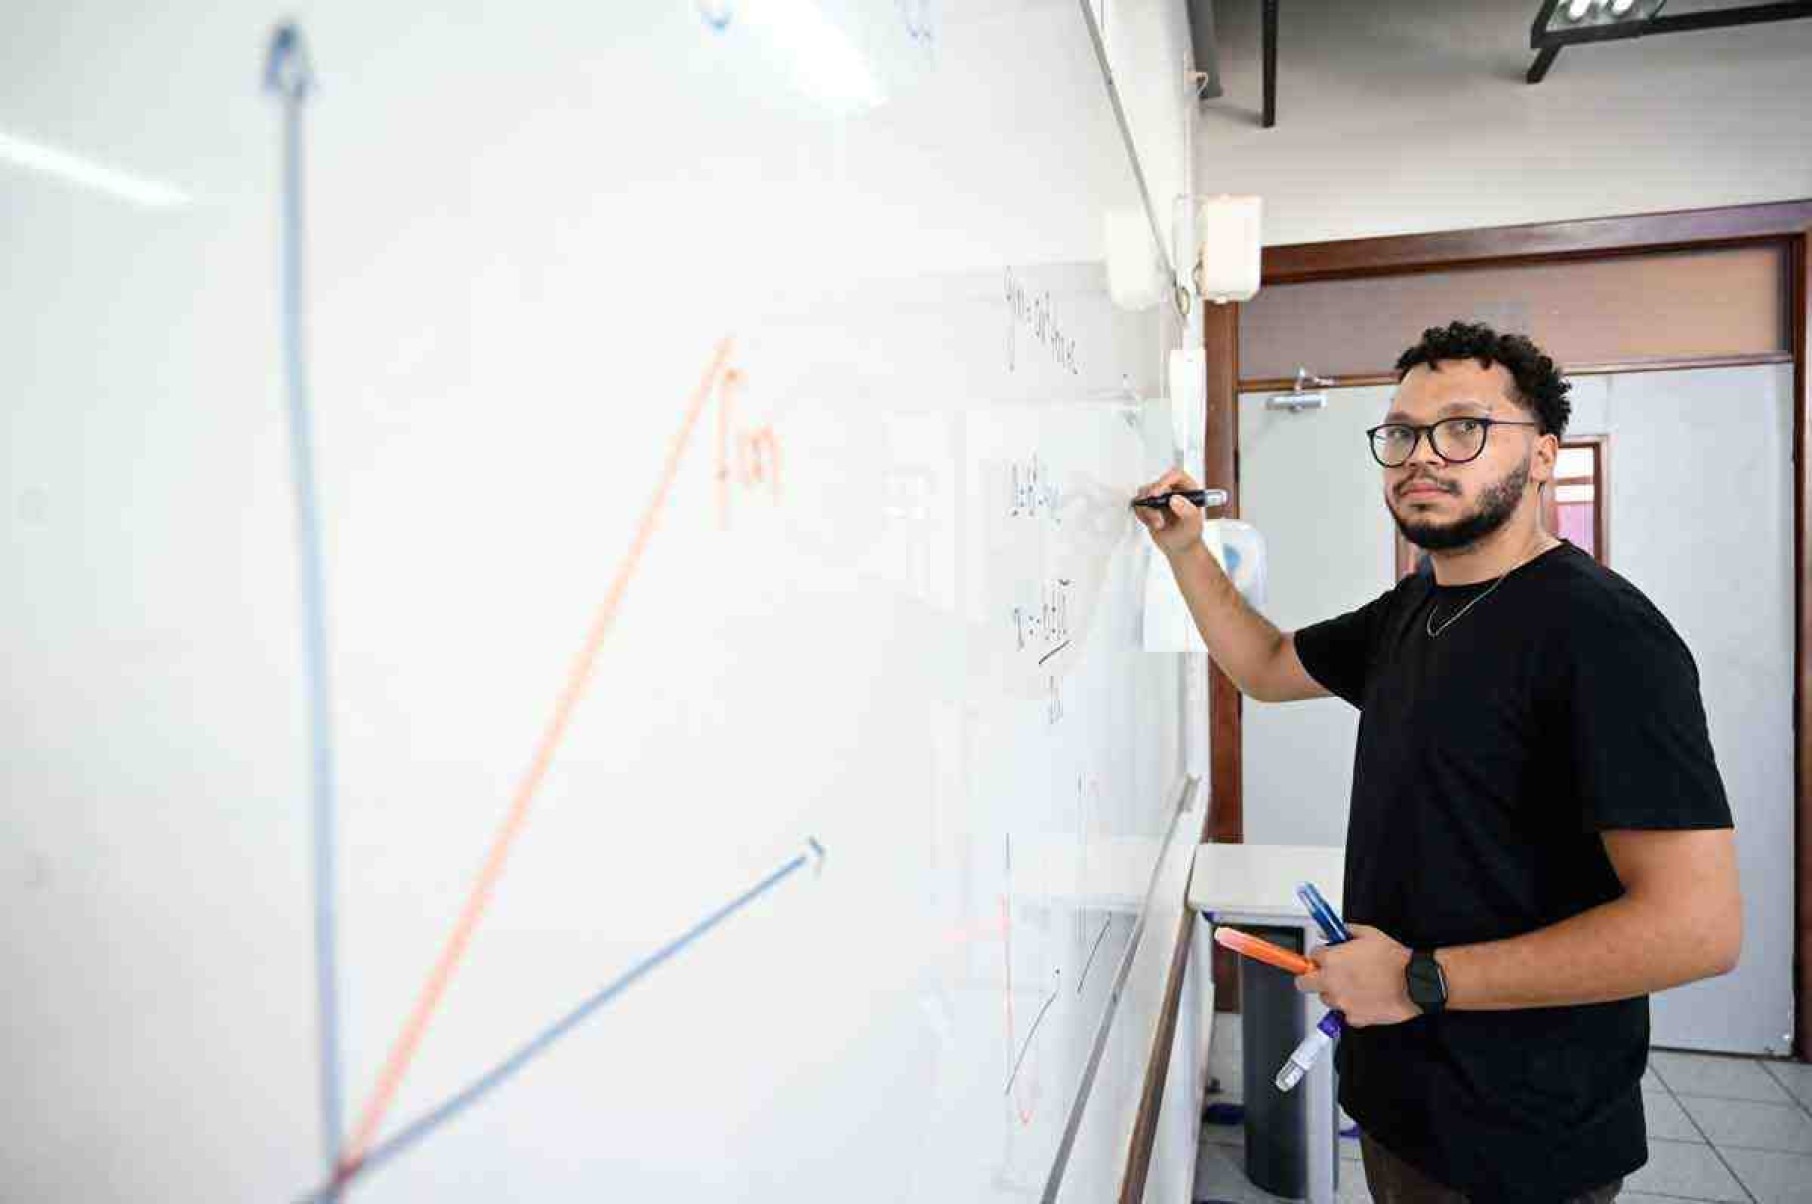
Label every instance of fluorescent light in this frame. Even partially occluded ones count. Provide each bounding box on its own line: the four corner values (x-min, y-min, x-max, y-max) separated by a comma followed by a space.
1609, 0, 1635, 13
750, 0, 885, 112
1566, 0, 1593, 20
0, 130, 189, 209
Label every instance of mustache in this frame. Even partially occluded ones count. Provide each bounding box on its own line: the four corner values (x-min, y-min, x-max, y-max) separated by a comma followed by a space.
1395, 472, 1459, 497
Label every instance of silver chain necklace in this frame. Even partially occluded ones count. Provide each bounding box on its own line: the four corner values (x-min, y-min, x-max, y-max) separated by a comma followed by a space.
1424, 539, 1553, 638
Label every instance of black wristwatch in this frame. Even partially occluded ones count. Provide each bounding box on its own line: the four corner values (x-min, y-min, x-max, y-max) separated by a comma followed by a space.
1407, 948, 1448, 1014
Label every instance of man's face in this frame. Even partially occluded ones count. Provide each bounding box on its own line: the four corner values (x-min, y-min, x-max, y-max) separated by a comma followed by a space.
1381, 359, 1552, 552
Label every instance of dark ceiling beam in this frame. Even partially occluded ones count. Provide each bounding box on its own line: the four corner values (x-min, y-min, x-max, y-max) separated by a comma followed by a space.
1262, 0, 1278, 127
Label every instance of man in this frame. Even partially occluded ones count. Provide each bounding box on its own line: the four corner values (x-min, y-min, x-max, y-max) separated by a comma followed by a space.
1136, 321, 1741, 1203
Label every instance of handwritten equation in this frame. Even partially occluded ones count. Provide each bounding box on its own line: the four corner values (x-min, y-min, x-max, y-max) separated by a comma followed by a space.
897, 0, 934, 43
1004, 268, 1079, 376
1006, 453, 1060, 523
1011, 577, 1072, 664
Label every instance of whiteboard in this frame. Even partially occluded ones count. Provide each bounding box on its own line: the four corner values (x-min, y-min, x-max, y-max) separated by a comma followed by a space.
0, 2, 1203, 1200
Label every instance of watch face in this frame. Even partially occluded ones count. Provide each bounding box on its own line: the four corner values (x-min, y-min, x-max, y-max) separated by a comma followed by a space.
1408, 954, 1446, 1008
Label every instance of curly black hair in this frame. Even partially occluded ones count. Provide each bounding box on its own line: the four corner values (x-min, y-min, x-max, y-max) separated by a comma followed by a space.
1394, 320, 1571, 438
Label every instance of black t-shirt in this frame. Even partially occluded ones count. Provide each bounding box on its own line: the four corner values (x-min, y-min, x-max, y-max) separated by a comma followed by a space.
1293, 541, 1733, 1203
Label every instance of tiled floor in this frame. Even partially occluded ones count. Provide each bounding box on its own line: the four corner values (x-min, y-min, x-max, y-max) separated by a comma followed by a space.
1193, 1016, 1812, 1204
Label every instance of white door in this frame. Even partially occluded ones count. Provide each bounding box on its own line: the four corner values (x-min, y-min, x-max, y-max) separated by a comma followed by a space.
1239, 369, 1795, 1055
1238, 385, 1396, 849
1571, 366, 1796, 1055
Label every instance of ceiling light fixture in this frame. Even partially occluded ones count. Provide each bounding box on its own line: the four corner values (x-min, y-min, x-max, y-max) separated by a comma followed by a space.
1528, 1, 1812, 84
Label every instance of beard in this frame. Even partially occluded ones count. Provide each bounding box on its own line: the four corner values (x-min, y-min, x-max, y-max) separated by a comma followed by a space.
1391, 455, 1531, 551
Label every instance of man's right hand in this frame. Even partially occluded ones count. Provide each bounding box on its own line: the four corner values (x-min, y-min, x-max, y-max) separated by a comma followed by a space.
1132, 469, 1329, 704
1134, 468, 1209, 559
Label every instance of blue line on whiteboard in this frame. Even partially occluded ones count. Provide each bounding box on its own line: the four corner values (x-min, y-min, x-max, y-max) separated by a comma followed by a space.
1004, 972, 1061, 1095
697, 1, 733, 31
1076, 917, 1114, 995
1036, 639, 1072, 667
264, 22, 345, 1194
298, 839, 824, 1201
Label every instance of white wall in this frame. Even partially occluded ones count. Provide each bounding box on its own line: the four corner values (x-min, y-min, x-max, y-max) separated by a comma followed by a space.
1190, 0, 1812, 244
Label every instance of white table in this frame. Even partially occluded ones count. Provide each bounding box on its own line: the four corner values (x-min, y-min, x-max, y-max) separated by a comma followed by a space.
1188, 843, 1346, 1204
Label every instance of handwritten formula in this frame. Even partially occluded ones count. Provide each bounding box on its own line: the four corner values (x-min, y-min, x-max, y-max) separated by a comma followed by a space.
1011, 577, 1073, 665
1004, 268, 1079, 376
1007, 453, 1060, 523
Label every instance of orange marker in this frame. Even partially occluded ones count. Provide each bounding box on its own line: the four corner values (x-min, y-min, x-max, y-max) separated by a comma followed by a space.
1213, 926, 1316, 977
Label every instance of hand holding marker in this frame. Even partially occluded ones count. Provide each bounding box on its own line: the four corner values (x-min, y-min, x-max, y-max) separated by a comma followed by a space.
1131, 478, 1268, 607
1276, 882, 1350, 1092
1131, 475, 1216, 562
1208, 882, 1350, 1093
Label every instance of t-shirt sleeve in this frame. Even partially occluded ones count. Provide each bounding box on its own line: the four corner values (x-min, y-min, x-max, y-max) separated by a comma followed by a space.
1292, 589, 1397, 708
1559, 594, 1734, 832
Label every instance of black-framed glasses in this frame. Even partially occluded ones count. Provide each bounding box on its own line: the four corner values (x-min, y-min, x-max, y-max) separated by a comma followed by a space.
1365, 417, 1541, 468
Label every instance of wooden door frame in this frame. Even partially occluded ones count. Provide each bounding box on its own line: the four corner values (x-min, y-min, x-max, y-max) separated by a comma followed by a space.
1545, 434, 1611, 564
1201, 200, 1812, 1058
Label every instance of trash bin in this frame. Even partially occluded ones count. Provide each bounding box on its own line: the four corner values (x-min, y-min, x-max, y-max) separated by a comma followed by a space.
1240, 924, 1310, 1198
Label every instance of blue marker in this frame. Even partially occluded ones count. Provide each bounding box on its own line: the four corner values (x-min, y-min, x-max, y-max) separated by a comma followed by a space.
1274, 882, 1349, 1092
1296, 881, 1350, 944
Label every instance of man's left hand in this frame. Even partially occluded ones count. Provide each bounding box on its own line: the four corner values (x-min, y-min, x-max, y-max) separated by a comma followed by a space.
1293, 924, 1420, 1028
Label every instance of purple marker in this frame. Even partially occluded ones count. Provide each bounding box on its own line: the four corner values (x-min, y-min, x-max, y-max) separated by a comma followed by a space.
1275, 1011, 1343, 1092
1275, 880, 1349, 1092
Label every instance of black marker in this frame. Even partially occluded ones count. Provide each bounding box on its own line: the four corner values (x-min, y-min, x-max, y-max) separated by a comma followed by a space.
1132, 489, 1224, 510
